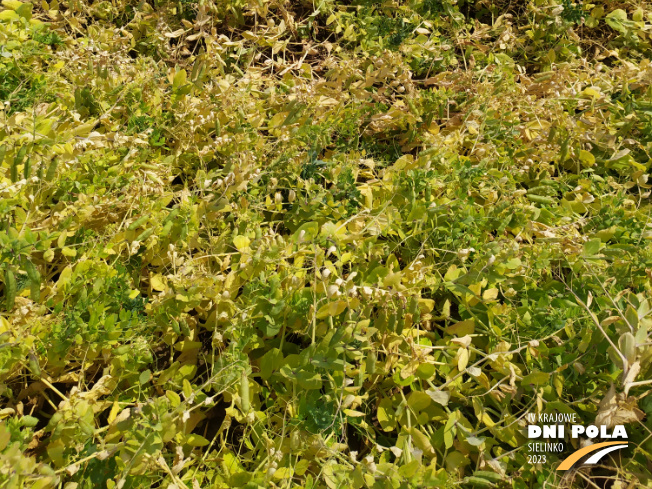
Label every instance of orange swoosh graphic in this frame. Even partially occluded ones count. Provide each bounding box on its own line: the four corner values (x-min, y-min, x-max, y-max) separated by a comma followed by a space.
557, 442, 628, 470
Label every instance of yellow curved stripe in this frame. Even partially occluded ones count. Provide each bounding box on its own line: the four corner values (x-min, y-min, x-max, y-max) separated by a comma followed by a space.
557, 441, 628, 470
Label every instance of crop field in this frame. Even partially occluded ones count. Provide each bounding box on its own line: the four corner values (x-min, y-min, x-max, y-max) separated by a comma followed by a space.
2, 0, 652, 487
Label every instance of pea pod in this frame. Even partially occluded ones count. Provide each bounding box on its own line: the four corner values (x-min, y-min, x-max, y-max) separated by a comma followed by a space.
462, 476, 496, 488
23, 259, 40, 284
170, 318, 181, 335
20, 415, 39, 428
328, 324, 347, 347
395, 306, 405, 335
45, 157, 59, 182
407, 98, 418, 116
136, 228, 154, 242
4, 267, 16, 311
497, 214, 512, 233
23, 157, 31, 179
387, 312, 397, 333
240, 370, 250, 413
472, 471, 503, 482
527, 186, 556, 196
179, 318, 191, 337
160, 220, 174, 237
619, 332, 637, 364
408, 296, 419, 316
30, 281, 40, 302
10, 156, 18, 183
139, 163, 160, 171
128, 215, 149, 231
162, 208, 180, 223
527, 194, 557, 205
79, 419, 95, 436
356, 361, 366, 386
367, 349, 377, 376
534, 72, 553, 83
375, 312, 388, 333
12, 146, 27, 183
28, 352, 41, 379
113, 345, 130, 355
15, 146, 28, 164
24, 258, 42, 301
559, 138, 570, 161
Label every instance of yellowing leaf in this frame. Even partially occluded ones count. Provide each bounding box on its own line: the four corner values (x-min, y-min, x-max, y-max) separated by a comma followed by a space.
581, 87, 602, 99
392, 154, 414, 170
343, 409, 366, 417
521, 370, 550, 386
173, 69, 187, 90
166, 390, 181, 407
418, 298, 435, 313
316, 300, 348, 319
426, 389, 450, 406
165, 28, 186, 38
295, 459, 310, 476
444, 265, 462, 281
15, 1, 31, 19
57, 265, 73, 288
358, 184, 373, 208
296, 370, 322, 390
186, 434, 210, 447
457, 348, 469, 371
233, 235, 250, 251
0, 9, 19, 19
383, 271, 402, 287
1, 0, 23, 9
446, 319, 475, 336
107, 400, 120, 424
408, 427, 435, 457
377, 398, 396, 432
150, 274, 166, 291
579, 149, 595, 168
71, 122, 96, 137
273, 467, 294, 480
407, 391, 431, 411
268, 111, 288, 128
482, 288, 499, 301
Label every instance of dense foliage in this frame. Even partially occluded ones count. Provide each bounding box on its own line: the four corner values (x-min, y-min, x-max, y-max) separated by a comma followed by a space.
2, 0, 652, 487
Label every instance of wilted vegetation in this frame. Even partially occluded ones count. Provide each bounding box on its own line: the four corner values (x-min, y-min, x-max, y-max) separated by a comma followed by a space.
2, 0, 652, 487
